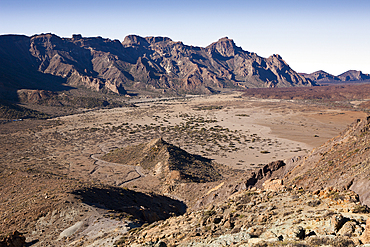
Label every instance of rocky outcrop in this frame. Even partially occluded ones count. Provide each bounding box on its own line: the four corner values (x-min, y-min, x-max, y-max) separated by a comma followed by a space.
17, 89, 57, 103
245, 160, 286, 188
262, 178, 283, 191
191, 160, 287, 210
0, 33, 314, 99
117, 187, 368, 247
101, 138, 221, 183
29, 33, 127, 94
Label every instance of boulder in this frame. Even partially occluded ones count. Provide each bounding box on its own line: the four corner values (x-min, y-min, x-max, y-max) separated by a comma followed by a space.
360, 218, 370, 244
286, 226, 305, 240
262, 178, 284, 191
331, 214, 346, 232
337, 221, 357, 237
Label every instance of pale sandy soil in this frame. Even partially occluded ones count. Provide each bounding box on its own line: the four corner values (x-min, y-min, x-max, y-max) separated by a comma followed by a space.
56, 92, 367, 171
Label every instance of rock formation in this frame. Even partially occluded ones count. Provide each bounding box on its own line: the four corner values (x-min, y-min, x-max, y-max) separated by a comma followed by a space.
0, 33, 314, 100
101, 138, 221, 183
301, 70, 370, 84
117, 187, 368, 247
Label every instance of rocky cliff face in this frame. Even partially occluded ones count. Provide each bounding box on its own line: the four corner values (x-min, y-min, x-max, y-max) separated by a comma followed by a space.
0, 33, 314, 98
28, 33, 127, 94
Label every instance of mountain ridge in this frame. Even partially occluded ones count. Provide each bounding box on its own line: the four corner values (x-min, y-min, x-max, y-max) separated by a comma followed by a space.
300, 70, 370, 84
0, 33, 314, 100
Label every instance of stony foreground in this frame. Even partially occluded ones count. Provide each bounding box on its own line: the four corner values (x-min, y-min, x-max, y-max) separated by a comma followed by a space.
118, 186, 370, 247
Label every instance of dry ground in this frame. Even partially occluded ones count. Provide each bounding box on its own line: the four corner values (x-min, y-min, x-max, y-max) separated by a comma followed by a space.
54, 92, 366, 169
0, 92, 367, 246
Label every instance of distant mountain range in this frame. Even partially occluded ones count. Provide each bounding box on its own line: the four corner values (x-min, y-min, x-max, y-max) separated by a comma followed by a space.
300, 70, 370, 84
0, 33, 314, 100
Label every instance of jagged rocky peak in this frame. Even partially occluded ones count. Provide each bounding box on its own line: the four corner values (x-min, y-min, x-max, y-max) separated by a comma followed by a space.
207, 36, 241, 57
268, 54, 283, 60
267, 54, 287, 65
30, 32, 60, 41
122, 35, 174, 48
300, 69, 370, 83
145, 36, 173, 44
122, 34, 150, 47
72, 34, 83, 40
68, 35, 123, 50
265, 54, 290, 72
30, 33, 64, 50
29, 34, 67, 64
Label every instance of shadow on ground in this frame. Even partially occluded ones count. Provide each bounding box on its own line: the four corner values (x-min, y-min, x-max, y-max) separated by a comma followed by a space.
71, 186, 187, 223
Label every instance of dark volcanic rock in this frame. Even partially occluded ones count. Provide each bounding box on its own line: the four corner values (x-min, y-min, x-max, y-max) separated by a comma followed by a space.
0, 33, 314, 99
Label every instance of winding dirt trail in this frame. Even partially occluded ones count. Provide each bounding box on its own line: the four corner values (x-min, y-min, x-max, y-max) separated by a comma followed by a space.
89, 143, 146, 186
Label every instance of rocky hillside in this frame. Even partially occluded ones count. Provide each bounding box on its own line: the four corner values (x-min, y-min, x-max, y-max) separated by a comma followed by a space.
301, 70, 370, 84
338, 70, 370, 82
117, 186, 369, 247
278, 116, 370, 207
101, 138, 221, 183
0, 33, 313, 100
0, 99, 49, 120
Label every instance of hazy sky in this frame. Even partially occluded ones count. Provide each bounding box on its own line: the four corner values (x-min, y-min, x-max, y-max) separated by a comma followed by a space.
1, 0, 369, 75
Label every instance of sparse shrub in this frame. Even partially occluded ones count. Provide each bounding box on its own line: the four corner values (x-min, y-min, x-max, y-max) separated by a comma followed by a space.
204, 210, 216, 217
307, 200, 321, 207
352, 204, 369, 213
307, 236, 355, 247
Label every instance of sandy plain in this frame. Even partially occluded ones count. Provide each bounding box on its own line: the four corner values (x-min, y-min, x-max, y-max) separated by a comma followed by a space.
56, 92, 367, 171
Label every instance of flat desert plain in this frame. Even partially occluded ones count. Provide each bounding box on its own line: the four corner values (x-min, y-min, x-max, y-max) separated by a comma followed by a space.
54, 92, 366, 173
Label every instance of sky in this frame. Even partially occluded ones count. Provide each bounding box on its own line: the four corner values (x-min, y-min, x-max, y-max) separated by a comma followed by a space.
1, 0, 369, 75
